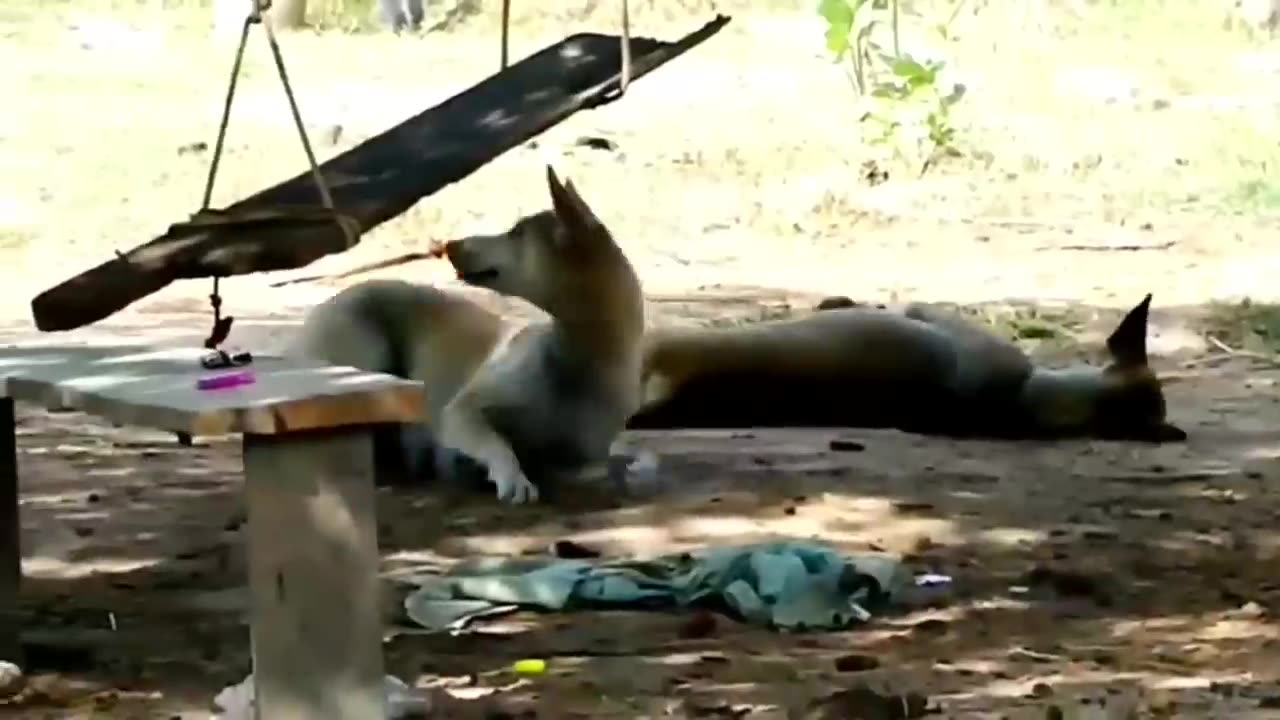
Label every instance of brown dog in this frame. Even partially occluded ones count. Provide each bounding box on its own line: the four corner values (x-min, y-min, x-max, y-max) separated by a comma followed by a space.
629, 294, 1185, 442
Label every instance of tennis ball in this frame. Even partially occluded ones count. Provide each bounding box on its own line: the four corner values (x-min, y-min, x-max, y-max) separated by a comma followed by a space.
512, 658, 547, 676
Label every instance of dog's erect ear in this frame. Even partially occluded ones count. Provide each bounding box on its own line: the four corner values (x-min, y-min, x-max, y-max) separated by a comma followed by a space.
1106, 293, 1152, 368
545, 165, 602, 240
546, 164, 570, 214
1153, 422, 1188, 442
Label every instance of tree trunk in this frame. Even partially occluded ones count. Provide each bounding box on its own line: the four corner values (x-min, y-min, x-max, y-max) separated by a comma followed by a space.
213, 0, 306, 36
266, 0, 307, 29
212, 0, 250, 37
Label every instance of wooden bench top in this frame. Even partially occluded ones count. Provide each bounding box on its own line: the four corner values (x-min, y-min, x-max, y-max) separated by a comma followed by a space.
0, 343, 425, 437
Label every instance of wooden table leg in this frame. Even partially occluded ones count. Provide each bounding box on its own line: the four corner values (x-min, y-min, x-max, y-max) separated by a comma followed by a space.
0, 398, 20, 663
242, 426, 385, 720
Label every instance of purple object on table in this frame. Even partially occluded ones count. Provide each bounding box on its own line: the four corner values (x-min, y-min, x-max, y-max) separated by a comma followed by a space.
197, 370, 257, 391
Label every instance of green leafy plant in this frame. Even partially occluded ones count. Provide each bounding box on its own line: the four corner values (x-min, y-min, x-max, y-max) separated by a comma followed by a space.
818, 0, 967, 176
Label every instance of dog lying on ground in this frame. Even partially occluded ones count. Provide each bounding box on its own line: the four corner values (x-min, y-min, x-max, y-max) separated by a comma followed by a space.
629, 293, 1186, 443
288, 166, 645, 503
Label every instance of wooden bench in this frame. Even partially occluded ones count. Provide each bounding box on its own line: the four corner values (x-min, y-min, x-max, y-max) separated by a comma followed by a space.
0, 343, 425, 720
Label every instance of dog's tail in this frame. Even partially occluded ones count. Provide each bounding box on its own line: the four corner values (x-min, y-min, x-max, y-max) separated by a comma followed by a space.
288, 280, 434, 381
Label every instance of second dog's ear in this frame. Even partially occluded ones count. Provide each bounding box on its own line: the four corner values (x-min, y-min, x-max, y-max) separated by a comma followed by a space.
546, 164, 572, 217
1106, 293, 1152, 368
546, 165, 601, 239
1153, 421, 1188, 442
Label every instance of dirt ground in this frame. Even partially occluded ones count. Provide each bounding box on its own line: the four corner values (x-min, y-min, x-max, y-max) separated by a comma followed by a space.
4, 1, 1280, 718
2, 284, 1279, 719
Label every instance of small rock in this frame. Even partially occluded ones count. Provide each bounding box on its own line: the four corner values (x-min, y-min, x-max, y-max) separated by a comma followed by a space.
1030, 682, 1053, 698
678, 612, 718, 640
911, 618, 949, 635
833, 654, 880, 672
1210, 681, 1239, 696
0, 661, 24, 699
913, 536, 938, 553
828, 439, 866, 452
92, 690, 119, 710
1235, 601, 1266, 618
1025, 565, 1105, 601
807, 685, 928, 719
1127, 508, 1173, 521
815, 296, 857, 311
550, 540, 601, 559
574, 135, 617, 152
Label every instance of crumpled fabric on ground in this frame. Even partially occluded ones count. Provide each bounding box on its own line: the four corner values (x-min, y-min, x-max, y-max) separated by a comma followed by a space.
402, 540, 910, 633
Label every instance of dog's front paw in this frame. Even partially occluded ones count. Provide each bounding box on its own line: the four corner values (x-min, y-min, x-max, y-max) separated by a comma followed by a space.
491, 465, 539, 505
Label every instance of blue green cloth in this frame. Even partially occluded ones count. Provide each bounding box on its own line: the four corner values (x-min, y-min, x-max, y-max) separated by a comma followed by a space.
403, 541, 908, 633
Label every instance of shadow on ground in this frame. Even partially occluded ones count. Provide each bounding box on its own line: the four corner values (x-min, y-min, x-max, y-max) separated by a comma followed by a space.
3, 291, 1279, 716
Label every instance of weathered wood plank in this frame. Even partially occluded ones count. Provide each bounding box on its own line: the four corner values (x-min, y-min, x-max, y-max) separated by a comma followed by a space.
243, 427, 385, 720
30, 16, 733, 333
0, 346, 425, 437
0, 398, 18, 664
0, 345, 419, 709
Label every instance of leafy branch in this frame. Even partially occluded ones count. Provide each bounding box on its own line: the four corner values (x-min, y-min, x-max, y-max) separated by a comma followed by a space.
818, 0, 968, 176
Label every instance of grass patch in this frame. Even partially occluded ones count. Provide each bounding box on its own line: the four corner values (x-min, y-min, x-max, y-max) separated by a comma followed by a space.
1225, 177, 1280, 214
2, 0, 1277, 309
1201, 299, 1280, 354
946, 301, 1089, 358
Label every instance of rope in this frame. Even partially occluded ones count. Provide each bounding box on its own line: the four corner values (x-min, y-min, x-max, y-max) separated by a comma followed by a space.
262, 17, 335, 210
203, 0, 339, 213
500, 0, 511, 70
620, 0, 631, 93
197, 0, 355, 351
200, 4, 253, 211
499, 0, 631, 93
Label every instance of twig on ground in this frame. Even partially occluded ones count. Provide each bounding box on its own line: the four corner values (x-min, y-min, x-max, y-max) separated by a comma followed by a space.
1202, 335, 1280, 368
1207, 335, 1236, 354
1177, 356, 1232, 370
1098, 468, 1234, 484
1035, 241, 1176, 252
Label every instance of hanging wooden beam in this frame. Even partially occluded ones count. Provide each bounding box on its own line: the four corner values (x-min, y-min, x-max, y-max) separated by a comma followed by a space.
31, 16, 732, 333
